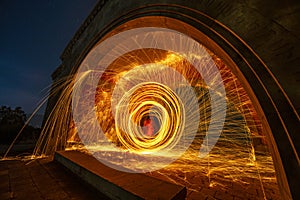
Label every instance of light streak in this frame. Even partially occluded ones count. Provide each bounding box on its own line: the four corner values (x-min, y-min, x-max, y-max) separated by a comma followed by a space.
9, 27, 280, 198
115, 81, 185, 152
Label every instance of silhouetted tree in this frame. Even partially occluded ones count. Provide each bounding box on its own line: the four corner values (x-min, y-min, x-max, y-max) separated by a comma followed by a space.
0, 106, 28, 144
0, 106, 26, 125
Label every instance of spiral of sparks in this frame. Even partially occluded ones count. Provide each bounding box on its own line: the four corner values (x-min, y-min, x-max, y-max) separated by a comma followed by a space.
30, 25, 280, 198
115, 81, 185, 152
70, 27, 226, 172
111, 63, 199, 154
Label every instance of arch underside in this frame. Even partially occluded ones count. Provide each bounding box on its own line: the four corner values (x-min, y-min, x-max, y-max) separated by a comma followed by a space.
45, 2, 299, 199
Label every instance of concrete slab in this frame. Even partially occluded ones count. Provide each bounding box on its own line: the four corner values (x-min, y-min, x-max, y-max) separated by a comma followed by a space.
55, 150, 187, 200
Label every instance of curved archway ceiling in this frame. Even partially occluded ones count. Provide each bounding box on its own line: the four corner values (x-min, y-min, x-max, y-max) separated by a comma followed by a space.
63, 19, 280, 198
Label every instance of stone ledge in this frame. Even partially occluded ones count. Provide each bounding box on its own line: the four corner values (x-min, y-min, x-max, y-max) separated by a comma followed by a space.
54, 150, 186, 200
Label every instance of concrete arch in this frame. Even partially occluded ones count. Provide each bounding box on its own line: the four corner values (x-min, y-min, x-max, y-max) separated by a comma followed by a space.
47, 1, 300, 199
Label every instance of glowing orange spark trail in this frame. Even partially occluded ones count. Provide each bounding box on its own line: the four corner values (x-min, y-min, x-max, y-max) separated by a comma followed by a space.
26, 27, 279, 199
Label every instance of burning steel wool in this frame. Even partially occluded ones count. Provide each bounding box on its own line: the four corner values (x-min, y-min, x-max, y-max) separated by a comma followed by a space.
32, 27, 279, 198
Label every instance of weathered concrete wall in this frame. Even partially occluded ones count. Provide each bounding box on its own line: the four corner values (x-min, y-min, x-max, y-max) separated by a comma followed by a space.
56, 1, 300, 111
45, 0, 300, 199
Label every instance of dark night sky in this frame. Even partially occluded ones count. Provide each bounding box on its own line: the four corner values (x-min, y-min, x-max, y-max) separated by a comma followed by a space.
0, 0, 98, 114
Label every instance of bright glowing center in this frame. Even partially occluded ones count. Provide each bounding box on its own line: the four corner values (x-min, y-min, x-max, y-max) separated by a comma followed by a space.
114, 81, 185, 153
141, 115, 160, 137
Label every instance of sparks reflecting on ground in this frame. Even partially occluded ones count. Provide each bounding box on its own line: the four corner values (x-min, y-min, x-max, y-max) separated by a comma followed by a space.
33, 28, 279, 199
